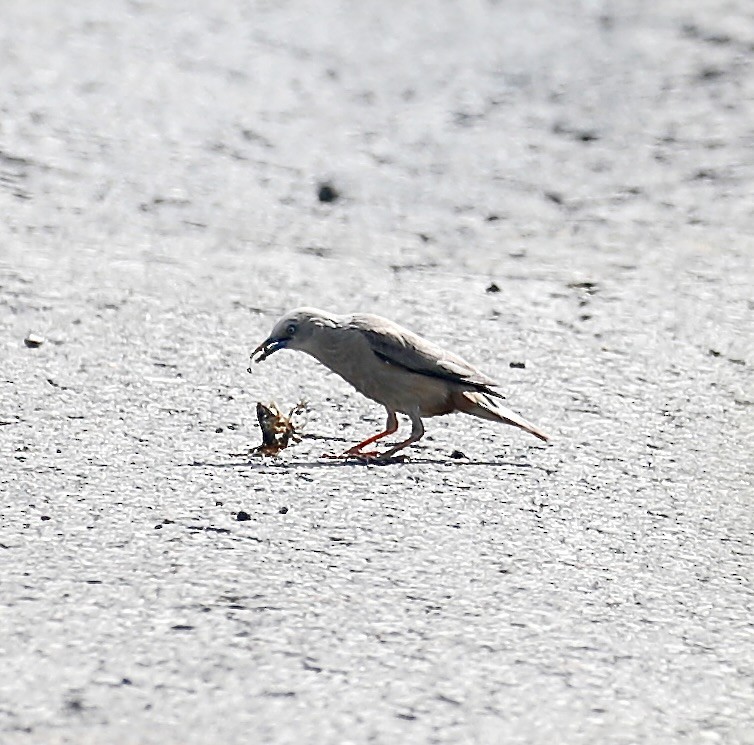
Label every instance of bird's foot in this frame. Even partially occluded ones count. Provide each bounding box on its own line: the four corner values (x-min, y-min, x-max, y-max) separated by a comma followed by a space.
342, 443, 374, 456
349, 449, 408, 463
321, 449, 406, 462
363, 452, 408, 464
321, 449, 379, 459
320, 451, 360, 460
349, 450, 385, 459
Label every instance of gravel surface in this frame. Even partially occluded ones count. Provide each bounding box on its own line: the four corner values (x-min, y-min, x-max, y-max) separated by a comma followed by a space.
2, 1, 753, 743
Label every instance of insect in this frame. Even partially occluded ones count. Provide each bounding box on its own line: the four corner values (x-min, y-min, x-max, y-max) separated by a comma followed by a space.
251, 401, 307, 456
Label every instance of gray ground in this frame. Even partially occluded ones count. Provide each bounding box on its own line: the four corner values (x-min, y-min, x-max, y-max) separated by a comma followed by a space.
1, 1, 753, 743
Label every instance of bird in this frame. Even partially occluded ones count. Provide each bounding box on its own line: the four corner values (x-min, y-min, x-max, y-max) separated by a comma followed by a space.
250, 307, 550, 459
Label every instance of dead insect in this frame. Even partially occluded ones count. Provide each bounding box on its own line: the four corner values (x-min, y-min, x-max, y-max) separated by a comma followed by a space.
251, 401, 307, 456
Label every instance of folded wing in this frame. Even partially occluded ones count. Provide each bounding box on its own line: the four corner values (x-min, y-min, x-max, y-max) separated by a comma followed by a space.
349, 314, 505, 399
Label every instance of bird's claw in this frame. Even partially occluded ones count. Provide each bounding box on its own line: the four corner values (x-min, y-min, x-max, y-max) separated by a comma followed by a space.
320, 451, 373, 460
321, 450, 406, 463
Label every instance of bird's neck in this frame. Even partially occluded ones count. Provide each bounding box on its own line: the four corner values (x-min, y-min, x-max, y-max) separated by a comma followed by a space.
304, 325, 358, 378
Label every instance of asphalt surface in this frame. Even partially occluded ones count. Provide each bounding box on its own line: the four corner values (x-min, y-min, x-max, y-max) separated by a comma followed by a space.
1, 1, 753, 743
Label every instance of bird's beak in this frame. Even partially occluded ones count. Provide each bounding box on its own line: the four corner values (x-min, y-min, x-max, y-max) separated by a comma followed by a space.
250, 337, 287, 365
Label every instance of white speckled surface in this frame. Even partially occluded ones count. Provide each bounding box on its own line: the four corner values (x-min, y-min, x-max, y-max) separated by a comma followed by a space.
1, 1, 753, 743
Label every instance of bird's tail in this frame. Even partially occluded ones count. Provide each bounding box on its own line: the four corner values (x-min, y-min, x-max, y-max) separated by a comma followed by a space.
454, 391, 550, 442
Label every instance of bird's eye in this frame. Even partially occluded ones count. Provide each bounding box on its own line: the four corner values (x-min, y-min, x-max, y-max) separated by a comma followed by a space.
285, 323, 297, 337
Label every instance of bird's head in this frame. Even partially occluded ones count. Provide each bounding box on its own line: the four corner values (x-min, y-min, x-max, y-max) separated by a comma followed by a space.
250, 307, 335, 364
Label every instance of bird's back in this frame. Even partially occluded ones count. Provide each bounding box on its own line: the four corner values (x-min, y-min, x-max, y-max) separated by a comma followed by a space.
345, 313, 501, 393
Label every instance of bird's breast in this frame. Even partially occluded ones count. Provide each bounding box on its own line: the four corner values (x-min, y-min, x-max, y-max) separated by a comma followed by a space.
309, 336, 377, 396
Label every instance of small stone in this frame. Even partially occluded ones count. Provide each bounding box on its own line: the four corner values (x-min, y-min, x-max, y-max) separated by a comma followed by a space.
215, 427, 223, 433
40, 515, 51, 521
509, 361, 526, 369
236, 511, 251, 521
279, 506, 289, 514
450, 450, 467, 459
577, 130, 599, 142
65, 698, 84, 712
317, 183, 339, 203
486, 283, 500, 293
24, 333, 45, 348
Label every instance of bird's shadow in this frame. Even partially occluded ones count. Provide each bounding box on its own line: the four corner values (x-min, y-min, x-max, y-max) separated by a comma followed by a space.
188, 433, 551, 470
186, 455, 544, 470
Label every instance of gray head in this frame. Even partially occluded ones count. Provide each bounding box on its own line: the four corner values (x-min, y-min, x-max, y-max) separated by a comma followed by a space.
251, 307, 338, 363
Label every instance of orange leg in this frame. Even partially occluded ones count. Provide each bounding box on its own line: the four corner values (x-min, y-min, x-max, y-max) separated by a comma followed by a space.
344, 410, 398, 456
373, 412, 424, 459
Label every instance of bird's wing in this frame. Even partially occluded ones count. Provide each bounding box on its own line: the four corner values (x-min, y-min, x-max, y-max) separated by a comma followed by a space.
348, 314, 504, 397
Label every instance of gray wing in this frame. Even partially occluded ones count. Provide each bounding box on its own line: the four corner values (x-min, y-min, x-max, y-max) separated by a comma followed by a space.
349, 314, 505, 398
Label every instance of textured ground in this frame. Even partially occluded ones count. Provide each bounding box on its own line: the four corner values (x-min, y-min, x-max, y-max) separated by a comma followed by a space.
1, 1, 753, 743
